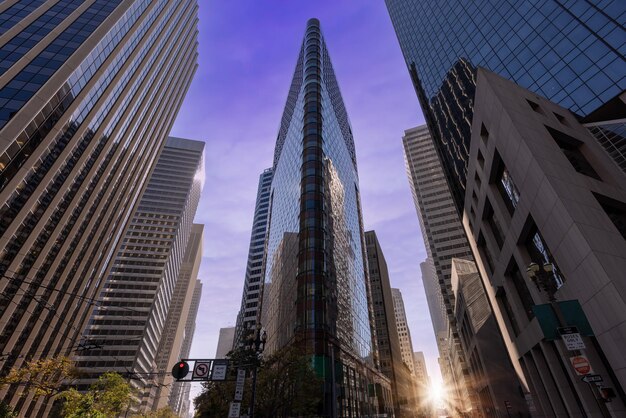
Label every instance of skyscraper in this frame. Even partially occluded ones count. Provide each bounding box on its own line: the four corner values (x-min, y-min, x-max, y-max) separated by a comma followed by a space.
386, 0, 626, 211
215, 327, 236, 359
75, 136, 204, 412
365, 230, 417, 417
0, 1, 198, 414
153, 224, 204, 411
169, 279, 202, 416
390, 289, 416, 375
234, 168, 273, 347
259, 19, 393, 416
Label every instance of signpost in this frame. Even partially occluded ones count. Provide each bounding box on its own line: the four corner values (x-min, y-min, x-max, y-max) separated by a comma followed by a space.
570, 355, 592, 376
192, 362, 211, 379
228, 402, 241, 418
211, 363, 228, 381
582, 374, 603, 384
234, 369, 246, 401
558, 326, 586, 351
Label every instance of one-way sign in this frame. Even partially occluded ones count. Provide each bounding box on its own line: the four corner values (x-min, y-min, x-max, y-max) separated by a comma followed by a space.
582, 374, 603, 384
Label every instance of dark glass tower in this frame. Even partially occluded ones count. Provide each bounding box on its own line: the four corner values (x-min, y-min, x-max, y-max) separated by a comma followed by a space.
0, 1, 198, 415
385, 0, 626, 211
260, 19, 393, 416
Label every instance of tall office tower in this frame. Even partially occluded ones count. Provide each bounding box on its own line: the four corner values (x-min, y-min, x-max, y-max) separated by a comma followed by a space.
412, 351, 431, 416
390, 289, 416, 375
365, 231, 417, 416
215, 327, 236, 359
74, 137, 204, 412
153, 224, 203, 411
386, 0, 626, 213
169, 279, 202, 416
402, 125, 474, 401
234, 168, 273, 347
0, 0, 198, 415
412, 351, 428, 386
260, 19, 393, 416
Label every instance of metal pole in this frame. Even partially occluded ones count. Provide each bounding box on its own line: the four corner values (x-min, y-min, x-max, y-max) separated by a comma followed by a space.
330, 343, 336, 418
250, 365, 258, 418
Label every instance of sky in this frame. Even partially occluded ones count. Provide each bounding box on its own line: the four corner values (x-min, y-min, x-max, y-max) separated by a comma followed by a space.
169, 0, 439, 396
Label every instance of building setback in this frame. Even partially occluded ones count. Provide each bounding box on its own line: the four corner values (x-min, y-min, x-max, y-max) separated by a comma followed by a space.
0, 1, 198, 414
169, 279, 202, 416
365, 230, 417, 417
259, 19, 393, 416
74, 137, 204, 412
154, 224, 204, 412
234, 168, 273, 347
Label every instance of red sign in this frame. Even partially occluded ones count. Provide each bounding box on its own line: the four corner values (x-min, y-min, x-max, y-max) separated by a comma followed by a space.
570, 355, 592, 376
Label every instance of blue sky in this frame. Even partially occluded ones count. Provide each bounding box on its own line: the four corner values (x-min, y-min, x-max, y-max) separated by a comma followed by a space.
169, 0, 439, 392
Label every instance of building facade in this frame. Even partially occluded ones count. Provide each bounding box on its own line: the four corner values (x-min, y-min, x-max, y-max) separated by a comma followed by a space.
386, 0, 626, 212
234, 168, 273, 347
390, 288, 416, 376
153, 224, 204, 411
74, 137, 204, 411
169, 279, 202, 416
462, 68, 626, 416
365, 231, 417, 417
215, 327, 236, 359
0, 1, 198, 415
259, 19, 393, 417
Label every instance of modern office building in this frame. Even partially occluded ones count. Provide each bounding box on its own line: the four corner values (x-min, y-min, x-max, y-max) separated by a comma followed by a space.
153, 224, 204, 411
215, 327, 236, 359
74, 137, 204, 412
386, 0, 626, 213
461, 68, 626, 416
169, 279, 202, 416
402, 125, 474, 405
412, 352, 431, 417
390, 288, 416, 375
234, 168, 273, 347
259, 19, 393, 416
0, 0, 198, 415
365, 231, 417, 416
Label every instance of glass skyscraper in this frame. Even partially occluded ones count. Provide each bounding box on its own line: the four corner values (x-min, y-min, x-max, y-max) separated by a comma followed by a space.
385, 0, 626, 210
260, 19, 393, 416
0, 1, 198, 415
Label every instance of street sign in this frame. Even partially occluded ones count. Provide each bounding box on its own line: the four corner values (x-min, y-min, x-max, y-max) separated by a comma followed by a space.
558, 326, 586, 350
582, 374, 603, 384
193, 361, 211, 379
228, 402, 241, 418
234, 369, 246, 401
211, 363, 228, 380
570, 355, 592, 376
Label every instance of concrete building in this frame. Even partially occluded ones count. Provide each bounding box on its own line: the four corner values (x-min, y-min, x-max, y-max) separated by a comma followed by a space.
234, 168, 273, 347
215, 327, 236, 359
366, 231, 418, 417
169, 279, 202, 416
391, 288, 416, 375
413, 351, 431, 416
0, 1, 198, 415
153, 224, 203, 411
259, 19, 393, 416
74, 137, 204, 411
461, 68, 626, 416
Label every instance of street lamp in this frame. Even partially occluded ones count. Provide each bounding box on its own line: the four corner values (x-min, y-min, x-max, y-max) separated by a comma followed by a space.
245, 324, 266, 418
526, 261, 558, 302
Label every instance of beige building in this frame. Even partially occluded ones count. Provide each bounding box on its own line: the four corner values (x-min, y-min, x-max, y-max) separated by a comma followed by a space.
463, 68, 626, 416
154, 224, 204, 411
0, 1, 198, 415
215, 327, 236, 359
391, 288, 416, 375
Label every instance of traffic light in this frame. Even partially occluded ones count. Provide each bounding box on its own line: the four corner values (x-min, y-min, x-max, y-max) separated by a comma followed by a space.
171, 361, 189, 380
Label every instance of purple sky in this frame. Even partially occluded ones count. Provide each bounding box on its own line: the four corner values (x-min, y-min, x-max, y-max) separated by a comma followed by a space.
169, 0, 439, 393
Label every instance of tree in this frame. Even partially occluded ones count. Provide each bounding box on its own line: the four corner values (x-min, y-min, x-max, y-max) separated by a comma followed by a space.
194, 345, 322, 417
0, 356, 78, 400
132, 406, 179, 418
59, 372, 133, 417
0, 401, 16, 418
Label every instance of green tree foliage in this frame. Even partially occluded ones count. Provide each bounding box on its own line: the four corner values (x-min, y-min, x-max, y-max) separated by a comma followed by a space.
59, 372, 133, 417
0, 401, 16, 418
0, 356, 78, 399
194, 345, 322, 417
132, 406, 179, 418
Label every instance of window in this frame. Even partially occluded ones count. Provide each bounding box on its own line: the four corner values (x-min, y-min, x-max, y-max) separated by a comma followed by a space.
480, 123, 489, 145
526, 99, 543, 114
505, 259, 535, 321
490, 150, 520, 214
477, 149, 485, 169
593, 192, 626, 240
519, 216, 565, 288
545, 125, 601, 180
496, 287, 520, 336
483, 199, 505, 249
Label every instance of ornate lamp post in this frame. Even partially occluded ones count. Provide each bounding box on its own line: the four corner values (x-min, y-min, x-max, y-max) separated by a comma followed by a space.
245, 324, 266, 418
526, 261, 558, 302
